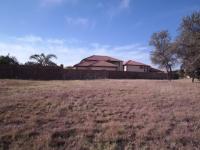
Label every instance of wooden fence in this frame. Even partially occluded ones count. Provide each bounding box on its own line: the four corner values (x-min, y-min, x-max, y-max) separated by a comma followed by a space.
0, 65, 63, 80
63, 70, 167, 80
0, 65, 168, 80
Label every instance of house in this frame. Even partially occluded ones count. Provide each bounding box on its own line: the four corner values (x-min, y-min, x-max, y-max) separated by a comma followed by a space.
123, 60, 151, 72
149, 67, 164, 73
74, 55, 123, 71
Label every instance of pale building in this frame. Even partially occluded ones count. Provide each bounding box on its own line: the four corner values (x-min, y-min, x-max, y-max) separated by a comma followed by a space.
123, 60, 151, 72
74, 55, 123, 71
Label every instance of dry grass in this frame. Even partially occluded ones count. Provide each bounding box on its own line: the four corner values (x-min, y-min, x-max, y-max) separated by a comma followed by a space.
0, 79, 200, 150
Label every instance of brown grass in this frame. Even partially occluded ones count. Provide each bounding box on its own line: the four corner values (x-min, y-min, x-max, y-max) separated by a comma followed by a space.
0, 79, 200, 150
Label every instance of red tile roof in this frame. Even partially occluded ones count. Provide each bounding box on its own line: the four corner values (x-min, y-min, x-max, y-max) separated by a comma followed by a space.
124, 60, 150, 66
74, 60, 117, 67
92, 61, 118, 67
74, 61, 94, 67
84, 55, 122, 62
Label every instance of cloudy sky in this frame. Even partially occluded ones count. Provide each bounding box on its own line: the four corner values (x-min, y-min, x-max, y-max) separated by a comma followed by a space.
0, 0, 199, 66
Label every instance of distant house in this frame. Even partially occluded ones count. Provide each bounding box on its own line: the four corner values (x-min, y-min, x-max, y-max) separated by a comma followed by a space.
74, 55, 123, 71
149, 67, 164, 73
123, 60, 151, 72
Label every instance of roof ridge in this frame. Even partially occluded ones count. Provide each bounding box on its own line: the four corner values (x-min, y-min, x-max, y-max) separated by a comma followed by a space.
84, 55, 123, 62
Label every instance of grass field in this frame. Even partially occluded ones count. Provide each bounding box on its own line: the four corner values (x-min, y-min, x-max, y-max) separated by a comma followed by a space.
0, 79, 200, 150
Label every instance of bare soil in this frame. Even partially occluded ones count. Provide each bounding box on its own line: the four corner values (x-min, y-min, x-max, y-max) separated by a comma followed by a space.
0, 79, 200, 150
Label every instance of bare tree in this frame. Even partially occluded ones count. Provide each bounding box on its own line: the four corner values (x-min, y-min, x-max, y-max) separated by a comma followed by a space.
149, 30, 177, 80
28, 53, 57, 66
175, 11, 200, 82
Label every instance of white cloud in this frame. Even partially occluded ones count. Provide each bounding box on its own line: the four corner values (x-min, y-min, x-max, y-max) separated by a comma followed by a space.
47, 39, 65, 45
39, 0, 79, 7
120, 0, 131, 9
90, 43, 151, 65
107, 0, 131, 19
0, 43, 39, 63
0, 35, 151, 66
40, 0, 64, 6
16, 35, 43, 43
97, 2, 104, 8
66, 17, 88, 26
65, 16, 95, 29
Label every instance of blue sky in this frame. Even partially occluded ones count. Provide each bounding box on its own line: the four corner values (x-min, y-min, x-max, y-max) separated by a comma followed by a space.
0, 0, 199, 66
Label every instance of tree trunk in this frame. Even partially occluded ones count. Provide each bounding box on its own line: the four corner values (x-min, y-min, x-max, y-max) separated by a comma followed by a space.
166, 65, 171, 81
166, 67, 169, 80
192, 70, 196, 83
169, 65, 172, 81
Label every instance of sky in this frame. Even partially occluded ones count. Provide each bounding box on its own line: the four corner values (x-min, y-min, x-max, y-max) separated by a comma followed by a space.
0, 0, 199, 67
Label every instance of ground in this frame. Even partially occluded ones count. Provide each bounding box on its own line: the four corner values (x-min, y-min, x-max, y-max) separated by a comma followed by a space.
0, 79, 200, 150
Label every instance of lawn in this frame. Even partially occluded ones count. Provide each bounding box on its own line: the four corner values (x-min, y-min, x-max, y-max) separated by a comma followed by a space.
0, 79, 200, 150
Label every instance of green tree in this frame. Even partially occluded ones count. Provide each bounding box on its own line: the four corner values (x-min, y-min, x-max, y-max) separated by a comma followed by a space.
149, 30, 177, 80
0, 54, 19, 65
28, 53, 57, 66
175, 11, 200, 82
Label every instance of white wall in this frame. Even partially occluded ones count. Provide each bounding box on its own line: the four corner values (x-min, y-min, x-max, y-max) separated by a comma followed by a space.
109, 61, 123, 71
